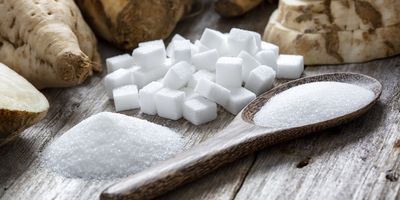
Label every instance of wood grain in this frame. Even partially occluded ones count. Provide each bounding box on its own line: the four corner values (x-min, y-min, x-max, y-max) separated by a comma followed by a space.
1, 0, 400, 200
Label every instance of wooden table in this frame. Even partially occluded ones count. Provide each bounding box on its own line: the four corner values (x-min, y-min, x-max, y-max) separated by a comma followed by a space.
1, 1, 399, 199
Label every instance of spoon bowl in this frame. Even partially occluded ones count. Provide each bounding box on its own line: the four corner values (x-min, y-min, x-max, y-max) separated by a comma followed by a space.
243, 72, 381, 129
101, 73, 382, 200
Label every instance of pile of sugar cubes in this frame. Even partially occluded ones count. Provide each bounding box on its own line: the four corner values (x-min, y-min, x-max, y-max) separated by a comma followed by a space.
103, 28, 304, 125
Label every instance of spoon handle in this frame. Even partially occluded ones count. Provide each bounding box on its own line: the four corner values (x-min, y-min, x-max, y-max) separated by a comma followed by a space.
101, 120, 284, 200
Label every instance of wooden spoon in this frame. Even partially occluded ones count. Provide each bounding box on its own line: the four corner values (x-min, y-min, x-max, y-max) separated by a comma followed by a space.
101, 72, 382, 200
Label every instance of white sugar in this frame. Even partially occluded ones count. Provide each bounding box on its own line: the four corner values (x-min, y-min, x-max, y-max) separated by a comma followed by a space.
41, 112, 184, 180
254, 81, 374, 128
104, 28, 306, 123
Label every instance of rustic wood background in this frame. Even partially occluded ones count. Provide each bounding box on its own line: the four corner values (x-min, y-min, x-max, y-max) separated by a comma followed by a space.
1, 1, 399, 200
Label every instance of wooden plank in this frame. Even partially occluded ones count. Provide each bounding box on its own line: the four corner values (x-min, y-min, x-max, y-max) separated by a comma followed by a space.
233, 57, 400, 200
0, 2, 276, 199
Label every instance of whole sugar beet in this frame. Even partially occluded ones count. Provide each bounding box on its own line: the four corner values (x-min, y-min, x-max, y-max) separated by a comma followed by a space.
0, 0, 102, 89
76, 0, 193, 50
215, 0, 263, 18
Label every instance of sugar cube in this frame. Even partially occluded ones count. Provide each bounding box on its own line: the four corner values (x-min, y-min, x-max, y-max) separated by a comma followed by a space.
192, 49, 219, 71
227, 28, 258, 56
156, 77, 164, 83
183, 97, 217, 125
247, 30, 262, 49
229, 29, 261, 49
255, 50, 277, 71
132, 67, 168, 88
182, 87, 201, 100
194, 40, 209, 53
200, 28, 228, 55
163, 61, 195, 89
277, 55, 304, 79
224, 87, 256, 115
166, 34, 186, 57
132, 45, 166, 70
190, 42, 199, 56
238, 51, 261, 83
245, 66, 276, 95
172, 40, 192, 63
188, 70, 216, 88
113, 85, 139, 112
127, 65, 140, 82
215, 57, 243, 88
138, 40, 165, 49
194, 78, 230, 106
139, 81, 163, 115
104, 68, 134, 98
261, 41, 279, 58
172, 34, 186, 41
155, 88, 185, 120
164, 58, 174, 69
106, 54, 135, 73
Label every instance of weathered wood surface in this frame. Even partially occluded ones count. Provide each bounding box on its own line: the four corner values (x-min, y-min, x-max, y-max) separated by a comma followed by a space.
0, 1, 399, 200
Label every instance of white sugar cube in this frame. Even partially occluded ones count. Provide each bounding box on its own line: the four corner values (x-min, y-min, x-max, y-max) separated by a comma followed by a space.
156, 77, 164, 83
138, 40, 165, 49
139, 81, 163, 115
183, 97, 217, 125
195, 79, 230, 106
104, 68, 134, 98
127, 66, 141, 72
277, 55, 304, 79
132, 45, 166, 70
127, 65, 140, 82
190, 42, 199, 56
245, 66, 276, 95
188, 70, 216, 88
238, 51, 261, 83
166, 34, 186, 58
247, 30, 262, 49
172, 34, 186, 40
216, 57, 243, 88
224, 87, 256, 115
261, 41, 279, 58
155, 88, 185, 120
182, 87, 201, 100
255, 50, 277, 71
227, 28, 259, 56
200, 28, 228, 55
192, 49, 219, 71
163, 61, 195, 89
229, 29, 262, 49
172, 40, 192, 63
132, 67, 168, 88
106, 54, 135, 73
194, 40, 209, 53
113, 85, 139, 112
164, 58, 174, 69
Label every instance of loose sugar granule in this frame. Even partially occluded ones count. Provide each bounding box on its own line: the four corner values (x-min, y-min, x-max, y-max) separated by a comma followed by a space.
41, 112, 184, 180
254, 81, 375, 127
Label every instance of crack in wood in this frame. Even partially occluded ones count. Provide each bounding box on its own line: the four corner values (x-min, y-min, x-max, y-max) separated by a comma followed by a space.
231, 154, 258, 200
296, 157, 311, 168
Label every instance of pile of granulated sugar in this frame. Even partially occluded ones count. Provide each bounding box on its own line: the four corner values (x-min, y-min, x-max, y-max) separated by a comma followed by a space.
41, 112, 184, 180
254, 81, 375, 128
